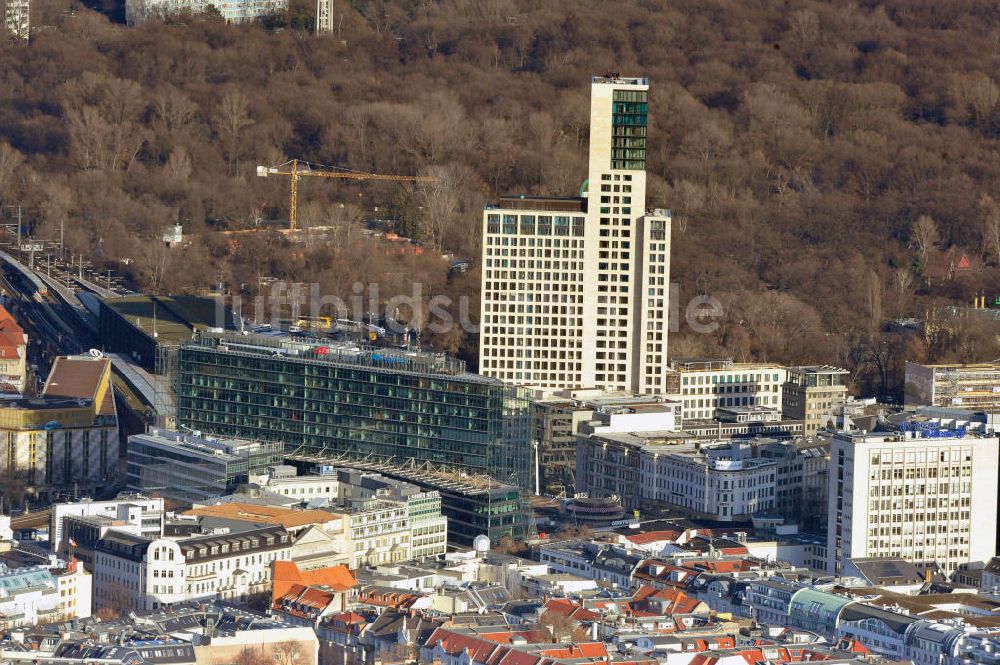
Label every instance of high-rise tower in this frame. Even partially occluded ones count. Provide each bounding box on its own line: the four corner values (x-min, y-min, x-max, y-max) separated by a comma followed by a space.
479, 75, 672, 394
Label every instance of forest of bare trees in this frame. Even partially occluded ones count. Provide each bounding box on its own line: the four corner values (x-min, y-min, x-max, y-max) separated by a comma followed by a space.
2, 0, 1000, 395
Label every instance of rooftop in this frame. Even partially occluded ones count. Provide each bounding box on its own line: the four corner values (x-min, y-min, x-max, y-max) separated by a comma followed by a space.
101, 295, 237, 345
184, 502, 340, 529
42, 355, 115, 418
0, 304, 25, 360
189, 331, 490, 381
287, 454, 523, 497
670, 358, 784, 372
132, 428, 279, 461
492, 195, 587, 213
592, 74, 649, 86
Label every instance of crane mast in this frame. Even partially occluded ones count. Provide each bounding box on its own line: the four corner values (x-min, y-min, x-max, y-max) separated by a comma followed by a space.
256, 159, 437, 231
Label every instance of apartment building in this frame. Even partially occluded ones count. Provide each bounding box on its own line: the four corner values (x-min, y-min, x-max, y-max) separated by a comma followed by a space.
480, 75, 672, 394
668, 359, 786, 420
125, 0, 286, 25
783, 366, 849, 436
827, 427, 998, 576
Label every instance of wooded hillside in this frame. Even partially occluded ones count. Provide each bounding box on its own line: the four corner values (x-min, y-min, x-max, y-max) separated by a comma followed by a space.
2, 0, 1000, 395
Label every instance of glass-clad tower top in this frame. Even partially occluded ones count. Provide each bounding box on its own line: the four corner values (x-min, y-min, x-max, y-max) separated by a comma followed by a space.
176, 333, 532, 489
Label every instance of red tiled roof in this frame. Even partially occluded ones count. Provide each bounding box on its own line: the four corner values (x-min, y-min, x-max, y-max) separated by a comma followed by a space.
355, 587, 419, 609
542, 598, 599, 623
272, 560, 356, 604
478, 629, 552, 645
625, 530, 681, 545
535, 643, 607, 659
424, 628, 500, 663
329, 611, 367, 625
0, 306, 24, 360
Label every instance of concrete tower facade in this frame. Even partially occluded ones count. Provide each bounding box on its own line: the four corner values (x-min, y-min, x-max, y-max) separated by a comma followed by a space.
479, 75, 672, 394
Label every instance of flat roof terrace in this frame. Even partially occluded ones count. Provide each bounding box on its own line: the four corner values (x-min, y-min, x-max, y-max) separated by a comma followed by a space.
493, 195, 587, 213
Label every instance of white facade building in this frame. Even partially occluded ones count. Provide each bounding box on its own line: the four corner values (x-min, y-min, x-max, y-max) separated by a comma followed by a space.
252, 466, 448, 564
577, 432, 778, 521
93, 525, 293, 611
827, 428, 998, 576
0, 561, 91, 628
50, 496, 164, 554
480, 75, 672, 394
640, 440, 777, 521
668, 359, 786, 420
125, 0, 286, 26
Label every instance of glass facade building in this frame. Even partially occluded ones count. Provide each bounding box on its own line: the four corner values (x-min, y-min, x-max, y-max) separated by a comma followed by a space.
611, 88, 647, 170
127, 429, 283, 503
176, 333, 533, 489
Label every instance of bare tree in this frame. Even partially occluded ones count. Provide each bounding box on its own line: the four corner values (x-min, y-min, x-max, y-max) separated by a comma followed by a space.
910, 214, 939, 263
62, 72, 147, 171
234, 646, 270, 665
214, 89, 254, 177
0, 142, 25, 203
894, 267, 914, 309
271, 641, 304, 665
153, 87, 198, 134
865, 269, 882, 331
980, 194, 1000, 266
789, 8, 820, 44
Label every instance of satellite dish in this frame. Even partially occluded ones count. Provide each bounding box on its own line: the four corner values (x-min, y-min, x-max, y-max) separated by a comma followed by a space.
88, 349, 104, 358
473, 534, 491, 555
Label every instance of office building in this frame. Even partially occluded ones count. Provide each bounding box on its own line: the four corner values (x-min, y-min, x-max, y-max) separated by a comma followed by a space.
827, 427, 998, 576
295, 467, 449, 562
904, 361, 1000, 410
125, 0, 285, 25
127, 428, 283, 503
0, 305, 26, 392
681, 406, 804, 441
668, 359, 786, 420
288, 455, 530, 545
50, 495, 165, 556
578, 433, 777, 520
93, 525, 294, 611
0, 355, 118, 500
480, 75, 672, 393
782, 366, 849, 436
531, 391, 680, 496
177, 332, 532, 488
577, 424, 827, 523
255, 465, 469, 554
98, 295, 238, 373
758, 439, 828, 530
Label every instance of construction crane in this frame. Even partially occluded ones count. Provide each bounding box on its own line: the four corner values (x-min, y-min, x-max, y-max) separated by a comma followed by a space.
256, 159, 437, 231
